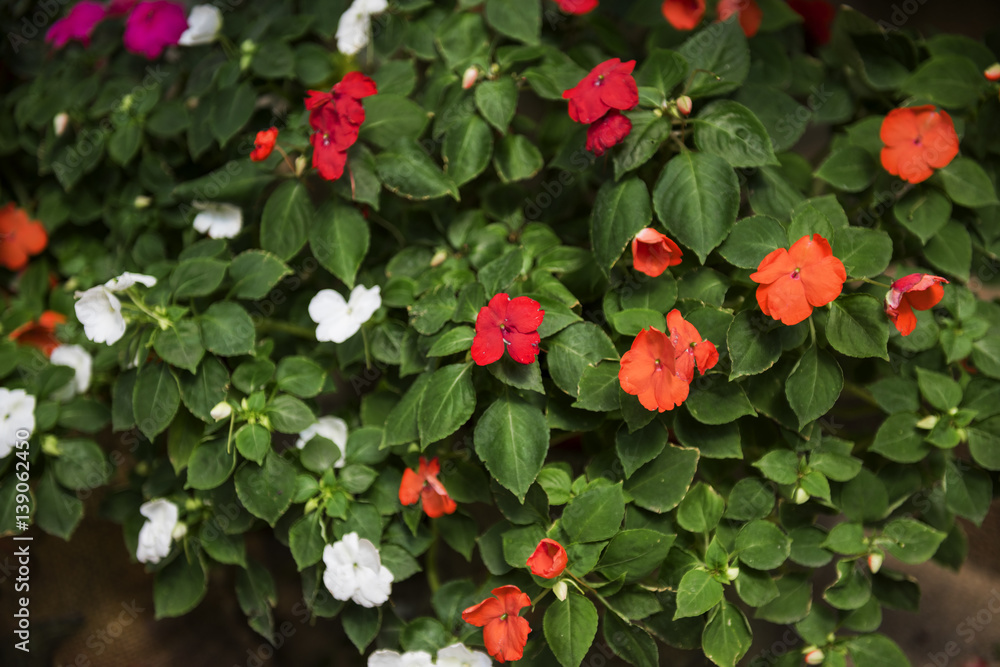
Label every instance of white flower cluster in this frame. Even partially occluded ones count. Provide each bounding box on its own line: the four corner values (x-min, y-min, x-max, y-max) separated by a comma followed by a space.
0, 389, 35, 459
74, 272, 157, 345
336, 0, 389, 55
369, 644, 492, 667
323, 532, 393, 607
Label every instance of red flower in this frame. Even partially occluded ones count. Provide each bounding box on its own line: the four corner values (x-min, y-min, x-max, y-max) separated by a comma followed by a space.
251, 127, 278, 162
787, 0, 836, 46
884, 273, 948, 336
0, 203, 48, 272
398, 457, 457, 519
306, 72, 378, 181
471, 294, 545, 366
880, 105, 960, 185
462, 586, 532, 663
632, 228, 683, 277
527, 538, 568, 578
717, 0, 763, 37
750, 234, 846, 326
986, 64, 1000, 82
9, 311, 66, 357
662, 0, 705, 30
619, 327, 690, 412
562, 59, 639, 124
556, 0, 598, 14
586, 110, 632, 156
666, 309, 719, 383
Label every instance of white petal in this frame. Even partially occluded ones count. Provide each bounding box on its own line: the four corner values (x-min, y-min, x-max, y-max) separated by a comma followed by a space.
0, 389, 35, 459
438, 644, 494, 667
355, 537, 383, 571
358, 0, 389, 12
178, 5, 222, 45
295, 416, 348, 467
104, 272, 157, 291
353, 565, 392, 607
399, 652, 434, 667
335, 7, 371, 55
368, 650, 403, 667
347, 285, 382, 325
49, 344, 93, 400
136, 499, 179, 564
323, 563, 357, 602
75, 287, 127, 345
316, 317, 362, 344
192, 202, 242, 239
309, 289, 349, 325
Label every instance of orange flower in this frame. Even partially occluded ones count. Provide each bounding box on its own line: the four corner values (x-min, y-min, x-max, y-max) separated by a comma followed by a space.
250, 127, 278, 161
526, 538, 568, 579
717, 0, 762, 37
662, 0, 705, 30
632, 228, 683, 277
666, 309, 718, 383
462, 585, 532, 663
398, 456, 457, 519
8, 311, 66, 357
619, 327, 690, 412
0, 203, 47, 271
750, 234, 846, 326
884, 273, 948, 336
880, 106, 959, 184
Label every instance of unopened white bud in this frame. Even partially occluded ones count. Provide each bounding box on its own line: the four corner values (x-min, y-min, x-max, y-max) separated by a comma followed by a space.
210, 401, 232, 421
793, 487, 809, 504
295, 155, 308, 176
725, 566, 740, 581
171, 522, 188, 540
462, 66, 479, 90
430, 249, 449, 267
804, 648, 825, 665
868, 552, 883, 574
553, 580, 568, 601
134, 195, 152, 209
53, 112, 69, 136
676, 95, 692, 116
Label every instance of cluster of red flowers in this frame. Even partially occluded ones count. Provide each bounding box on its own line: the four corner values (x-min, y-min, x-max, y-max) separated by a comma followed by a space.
562, 59, 639, 156
471, 293, 545, 366
0, 203, 48, 272
662, 0, 762, 37
619, 309, 719, 413
305, 72, 378, 181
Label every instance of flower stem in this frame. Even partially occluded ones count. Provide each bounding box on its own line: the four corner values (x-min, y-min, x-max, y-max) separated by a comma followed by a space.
860, 277, 891, 289
427, 521, 441, 594
568, 572, 630, 623
255, 320, 316, 339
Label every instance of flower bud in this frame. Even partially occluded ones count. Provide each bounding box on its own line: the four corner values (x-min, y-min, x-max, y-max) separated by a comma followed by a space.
553, 580, 569, 601
725, 566, 740, 581
462, 66, 479, 90
916, 415, 938, 430
53, 112, 69, 136
171, 522, 188, 541
295, 155, 308, 177
210, 401, 232, 421
867, 551, 883, 574
430, 249, 449, 267
793, 487, 809, 504
804, 648, 825, 665
134, 195, 152, 209
676, 95, 693, 116
985, 63, 1000, 82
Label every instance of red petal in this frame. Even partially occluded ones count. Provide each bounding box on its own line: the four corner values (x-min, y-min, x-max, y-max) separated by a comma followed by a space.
472, 326, 505, 366
750, 247, 797, 285
462, 597, 504, 627
483, 616, 530, 663
506, 296, 544, 332
905, 283, 945, 311
505, 330, 541, 364
398, 468, 424, 506
335, 71, 378, 100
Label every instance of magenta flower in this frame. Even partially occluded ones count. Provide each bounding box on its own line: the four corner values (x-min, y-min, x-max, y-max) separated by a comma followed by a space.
123, 1, 188, 59
45, 1, 108, 49
108, 0, 139, 15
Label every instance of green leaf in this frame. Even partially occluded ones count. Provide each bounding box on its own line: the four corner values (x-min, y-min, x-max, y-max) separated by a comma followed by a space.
210, 82, 255, 146
266, 395, 315, 433
675, 569, 724, 619
755, 573, 812, 624
881, 518, 947, 564
900, 55, 986, 108
824, 559, 872, 610
725, 478, 775, 521
693, 100, 778, 168
200, 525, 247, 568
572, 363, 621, 412
185, 439, 236, 490
170, 258, 227, 299
590, 177, 652, 276
108, 121, 142, 165
604, 613, 658, 667
936, 158, 999, 208
826, 295, 890, 360
893, 188, 951, 244
636, 48, 689, 97
310, 203, 370, 289
34, 469, 83, 539
235, 423, 270, 464
727, 310, 783, 379
228, 250, 292, 300
625, 445, 699, 513
443, 115, 494, 186
343, 606, 381, 653
870, 413, 930, 463
383, 372, 432, 447
677, 482, 725, 533
736, 520, 790, 569
702, 602, 752, 667
133, 363, 180, 441
474, 395, 549, 501
376, 140, 459, 201
915, 367, 962, 411
831, 227, 892, 279
924, 221, 972, 281
493, 134, 544, 183
841, 469, 888, 522
154, 552, 207, 619
435, 12, 490, 70
52, 439, 110, 490
485, 0, 540, 45
488, 356, 544, 393
179, 358, 230, 423
613, 111, 672, 179
786, 346, 843, 428
968, 416, 1000, 470
154, 321, 205, 373
944, 460, 992, 525
276, 356, 326, 399
847, 634, 910, 667
678, 20, 749, 97
548, 322, 620, 398
545, 592, 599, 667
815, 146, 877, 192
616, 422, 668, 478
475, 78, 518, 132
752, 450, 799, 484
234, 451, 296, 526
653, 151, 740, 263
596, 529, 675, 583
685, 374, 756, 424
717, 215, 787, 269
199, 302, 255, 356
359, 95, 429, 149
563, 483, 625, 543
418, 363, 475, 447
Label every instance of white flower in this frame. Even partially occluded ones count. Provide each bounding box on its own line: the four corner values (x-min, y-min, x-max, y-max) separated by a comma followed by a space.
136, 499, 180, 564
53, 112, 69, 136
192, 201, 242, 239
309, 285, 381, 344
335, 0, 389, 55
368, 650, 434, 667
295, 415, 348, 468
178, 4, 222, 46
437, 644, 493, 667
74, 273, 157, 345
323, 531, 393, 608
0, 389, 35, 459
210, 401, 232, 421
49, 344, 93, 402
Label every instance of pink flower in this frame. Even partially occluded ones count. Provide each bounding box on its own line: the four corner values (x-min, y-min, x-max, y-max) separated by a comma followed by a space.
123, 1, 188, 59
46, 2, 107, 48
107, 0, 139, 15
